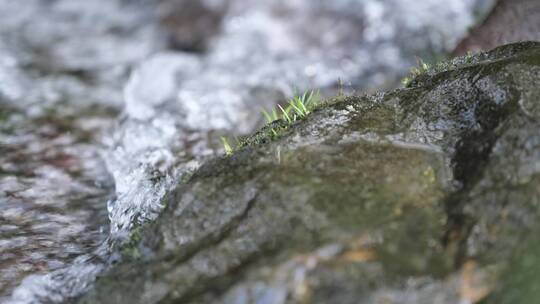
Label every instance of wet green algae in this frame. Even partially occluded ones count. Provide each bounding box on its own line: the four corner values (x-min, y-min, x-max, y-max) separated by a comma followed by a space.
80, 42, 540, 303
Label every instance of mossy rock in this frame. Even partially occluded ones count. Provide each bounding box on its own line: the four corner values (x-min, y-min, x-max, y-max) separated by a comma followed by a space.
79, 42, 540, 304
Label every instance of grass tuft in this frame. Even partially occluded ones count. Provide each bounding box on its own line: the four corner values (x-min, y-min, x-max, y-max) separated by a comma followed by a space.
221, 89, 322, 155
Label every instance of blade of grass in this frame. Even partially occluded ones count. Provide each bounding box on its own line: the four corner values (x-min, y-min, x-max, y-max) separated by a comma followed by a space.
262, 109, 274, 123
220, 136, 233, 155
277, 104, 291, 123
289, 101, 304, 118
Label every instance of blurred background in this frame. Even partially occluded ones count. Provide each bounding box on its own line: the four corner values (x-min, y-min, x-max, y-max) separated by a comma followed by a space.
0, 0, 538, 302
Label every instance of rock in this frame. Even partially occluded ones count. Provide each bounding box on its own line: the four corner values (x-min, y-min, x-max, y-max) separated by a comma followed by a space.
78, 42, 540, 303
454, 0, 540, 55
156, 0, 228, 52
106, 0, 495, 239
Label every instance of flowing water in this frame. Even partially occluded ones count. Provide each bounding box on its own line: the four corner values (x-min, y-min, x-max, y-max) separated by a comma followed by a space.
0, 0, 495, 302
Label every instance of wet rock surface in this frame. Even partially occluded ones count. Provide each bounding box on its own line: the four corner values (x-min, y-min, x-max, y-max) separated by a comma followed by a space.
79, 42, 540, 303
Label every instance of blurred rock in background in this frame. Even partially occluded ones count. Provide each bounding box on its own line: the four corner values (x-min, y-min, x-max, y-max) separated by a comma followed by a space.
454, 0, 540, 55
156, 0, 229, 52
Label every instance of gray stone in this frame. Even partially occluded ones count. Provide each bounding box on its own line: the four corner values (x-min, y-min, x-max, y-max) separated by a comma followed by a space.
79, 42, 540, 304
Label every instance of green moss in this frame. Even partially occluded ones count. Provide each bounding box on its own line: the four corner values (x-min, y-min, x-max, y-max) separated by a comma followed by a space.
267, 138, 451, 277
119, 226, 144, 260
401, 52, 476, 87
180, 169, 195, 183
222, 90, 339, 154
236, 120, 290, 148
482, 221, 540, 304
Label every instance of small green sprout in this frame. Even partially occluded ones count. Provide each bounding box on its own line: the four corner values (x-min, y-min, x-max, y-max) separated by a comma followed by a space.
262, 108, 279, 124
288, 93, 309, 119
261, 89, 320, 127
285, 89, 320, 120
220, 136, 233, 156
401, 58, 436, 86
337, 77, 344, 97
221, 89, 322, 155
278, 104, 292, 123
411, 59, 431, 76
270, 89, 320, 128
402, 52, 477, 87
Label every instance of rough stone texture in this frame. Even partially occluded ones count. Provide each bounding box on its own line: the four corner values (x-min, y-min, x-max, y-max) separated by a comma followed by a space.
79, 42, 540, 303
454, 0, 540, 55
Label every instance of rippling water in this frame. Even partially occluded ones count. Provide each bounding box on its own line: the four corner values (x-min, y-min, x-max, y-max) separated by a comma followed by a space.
0, 0, 495, 302
0, 0, 159, 300
0, 104, 115, 298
